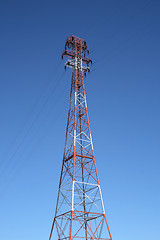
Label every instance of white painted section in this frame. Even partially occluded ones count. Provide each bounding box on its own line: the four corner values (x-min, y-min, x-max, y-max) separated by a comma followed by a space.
80, 59, 83, 71
65, 57, 89, 73
98, 185, 105, 213
74, 90, 77, 147
75, 181, 98, 186
74, 130, 76, 146
84, 94, 88, 109
75, 57, 77, 69
90, 133, 94, 150
71, 180, 75, 210
75, 91, 77, 106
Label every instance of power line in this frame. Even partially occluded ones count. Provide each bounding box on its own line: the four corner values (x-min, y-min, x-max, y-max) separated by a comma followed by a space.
0, 76, 68, 197
88, 20, 160, 77
0, 60, 62, 170
0, 71, 66, 181
82, 0, 130, 39
90, 0, 155, 56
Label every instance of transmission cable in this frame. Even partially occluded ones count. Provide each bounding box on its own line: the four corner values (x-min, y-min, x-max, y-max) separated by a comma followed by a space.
0, 71, 66, 181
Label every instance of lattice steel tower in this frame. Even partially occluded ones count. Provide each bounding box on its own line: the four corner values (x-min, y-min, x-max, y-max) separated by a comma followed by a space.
49, 35, 112, 240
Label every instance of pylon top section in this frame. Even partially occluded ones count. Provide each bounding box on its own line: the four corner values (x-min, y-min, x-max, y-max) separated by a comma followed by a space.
62, 35, 92, 74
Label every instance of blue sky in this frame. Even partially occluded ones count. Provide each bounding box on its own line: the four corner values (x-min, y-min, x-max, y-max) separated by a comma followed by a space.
0, 0, 160, 239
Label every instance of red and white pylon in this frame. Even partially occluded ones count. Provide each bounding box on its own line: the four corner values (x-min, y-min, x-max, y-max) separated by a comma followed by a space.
49, 35, 112, 240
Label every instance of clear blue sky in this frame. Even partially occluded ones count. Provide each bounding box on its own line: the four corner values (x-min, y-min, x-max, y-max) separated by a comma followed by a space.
0, 0, 160, 239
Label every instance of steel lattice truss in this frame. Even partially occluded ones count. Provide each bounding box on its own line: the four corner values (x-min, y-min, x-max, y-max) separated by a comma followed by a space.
49, 36, 112, 240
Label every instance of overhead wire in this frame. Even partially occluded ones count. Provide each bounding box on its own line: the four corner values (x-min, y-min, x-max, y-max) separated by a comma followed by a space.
0, 71, 68, 197
95, 21, 160, 67
0, 59, 62, 170
83, 0, 154, 59
90, 0, 154, 55
0, 70, 66, 181
88, 0, 159, 73
82, 0, 130, 39
88, 22, 160, 77
82, 0, 131, 55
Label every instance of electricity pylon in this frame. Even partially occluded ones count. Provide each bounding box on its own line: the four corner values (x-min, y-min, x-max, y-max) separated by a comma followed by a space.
49, 35, 112, 240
